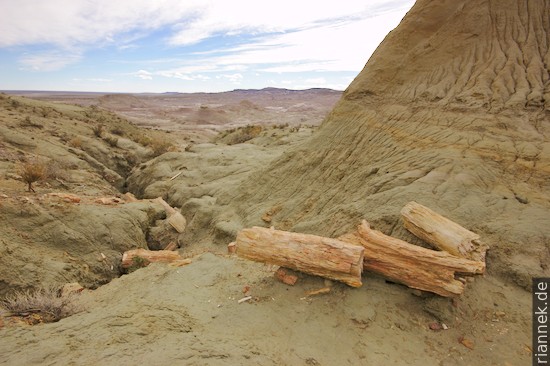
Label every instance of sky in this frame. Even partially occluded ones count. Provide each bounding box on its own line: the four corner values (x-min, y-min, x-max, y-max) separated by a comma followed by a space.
0, 0, 415, 93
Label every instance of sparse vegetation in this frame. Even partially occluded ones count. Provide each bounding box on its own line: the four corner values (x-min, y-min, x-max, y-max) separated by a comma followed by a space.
44, 160, 70, 182
0, 286, 81, 324
123, 151, 140, 166
19, 116, 44, 129
110, 127, 125, 136
104, 135, 119, 147
149, 138, 174, 157
273, 123, 289, 129
222, 125, 263, 145
68, 137, 82, 149
131, 133, 153, 147
92, 124, 104, 137
127, 256, 150, 273
18, 159, 47, 192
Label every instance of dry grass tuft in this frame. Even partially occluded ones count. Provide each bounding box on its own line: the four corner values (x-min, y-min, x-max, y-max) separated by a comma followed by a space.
1, 286, 82, 324
68, 137, 82, 149
103, 135, 119, 147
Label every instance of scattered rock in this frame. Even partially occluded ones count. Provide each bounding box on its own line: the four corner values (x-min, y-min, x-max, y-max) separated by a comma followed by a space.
47, 193, 81, 203
274, 267, 298, 286
95, 196, 123, 205
458, 336, 475, 350
60, 282, 84, 298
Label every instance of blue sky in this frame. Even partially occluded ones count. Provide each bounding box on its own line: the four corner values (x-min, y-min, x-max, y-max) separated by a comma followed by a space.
0, 0, 415, 93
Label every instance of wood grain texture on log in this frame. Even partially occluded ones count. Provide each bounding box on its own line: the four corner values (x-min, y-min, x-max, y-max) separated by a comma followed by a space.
401, 201, 488, 262
339, 221, 485, 297
235, 227, 364, 287
121, 248, 183, 268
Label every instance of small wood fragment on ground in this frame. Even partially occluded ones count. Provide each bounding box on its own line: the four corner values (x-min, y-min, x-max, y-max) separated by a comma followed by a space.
47, 192, 81, 203
306, 287, 331, 297
121, 248, 184, 268
169, 171, 183, 181
275, 267, 298, 286
163, 241, 178, 251
123, 192, 139, 202
238, 296, 252, 304
95, 196, 123, 205
227, 242, 237, 254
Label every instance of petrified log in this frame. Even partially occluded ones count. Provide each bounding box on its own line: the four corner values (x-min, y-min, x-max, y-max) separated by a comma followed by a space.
235, 227, 364, 287
121, 248, 183, 268
339, 221, 485, 297
401, 201, 488, 262
154, 197, 186, 233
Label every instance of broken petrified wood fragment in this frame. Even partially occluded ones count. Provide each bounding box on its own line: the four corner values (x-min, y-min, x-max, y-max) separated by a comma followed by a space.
275, 267, 299, 286
121, 248, 184, 269
400, 201, 488, 262
154, 197, 186, 233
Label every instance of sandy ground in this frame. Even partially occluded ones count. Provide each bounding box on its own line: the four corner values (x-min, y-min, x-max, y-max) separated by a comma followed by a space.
0, 254, 532, 365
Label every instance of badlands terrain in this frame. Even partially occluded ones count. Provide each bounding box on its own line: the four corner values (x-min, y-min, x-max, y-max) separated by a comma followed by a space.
1, 0, 549, 365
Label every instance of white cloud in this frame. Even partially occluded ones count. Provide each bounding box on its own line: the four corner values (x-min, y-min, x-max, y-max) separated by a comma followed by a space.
73, 78, 112, 82
0, 0, 204, 48
305, 77, 327, 85
19, 51, 82, 71
152, 1, 415, 77
136, 70, 153, 80
219, 73, 243, 83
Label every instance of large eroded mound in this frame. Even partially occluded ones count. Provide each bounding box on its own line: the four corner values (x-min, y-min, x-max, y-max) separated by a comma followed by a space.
227, 0, 550, 287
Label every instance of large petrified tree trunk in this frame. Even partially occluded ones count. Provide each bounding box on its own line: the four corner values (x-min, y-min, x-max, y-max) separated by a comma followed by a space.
234, 227, 364, 287
400, 201, 488, 262
339, 221, 485, 297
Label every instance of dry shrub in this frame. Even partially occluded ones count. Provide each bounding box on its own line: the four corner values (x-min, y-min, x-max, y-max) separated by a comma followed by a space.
1, 286, 82, 324
150, 138, 174, 157
123, 151, 140, 167
92, 124, 104, 137
227, 125, 262, 145
131, 133, 153, 147
18, 160, 47, 192
68, 137, 82, 149
44, 160, 70, 182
